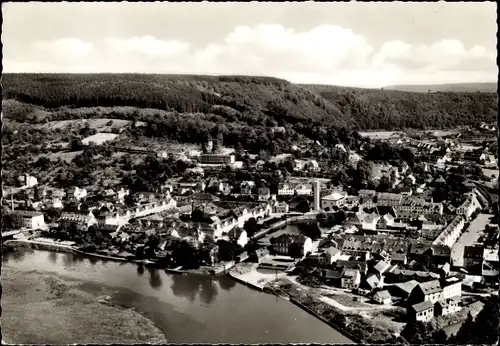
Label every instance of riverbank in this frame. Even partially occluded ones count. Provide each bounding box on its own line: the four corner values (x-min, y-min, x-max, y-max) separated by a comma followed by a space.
267, 278, 406, 344
1, 266, 167, 344
4, 239, 234, 277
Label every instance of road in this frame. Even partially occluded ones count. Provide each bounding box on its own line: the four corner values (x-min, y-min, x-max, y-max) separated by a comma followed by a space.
451, 213, 493, 267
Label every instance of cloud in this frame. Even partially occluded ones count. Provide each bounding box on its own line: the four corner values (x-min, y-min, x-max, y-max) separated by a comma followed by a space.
104, 36, 190, 57
6, 24, 497, 87
372, 39, 496, 72
33, 38, 94, 60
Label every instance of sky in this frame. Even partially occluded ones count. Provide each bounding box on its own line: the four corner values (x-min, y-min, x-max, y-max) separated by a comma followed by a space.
2, 2, 497, 88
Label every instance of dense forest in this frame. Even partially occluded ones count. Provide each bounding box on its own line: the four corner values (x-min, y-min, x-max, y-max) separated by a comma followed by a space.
3, 74, 497, 132
304, 84, 497, 129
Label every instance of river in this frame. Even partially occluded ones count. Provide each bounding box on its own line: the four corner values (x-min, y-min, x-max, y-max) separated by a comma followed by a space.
2, 249, 353, 344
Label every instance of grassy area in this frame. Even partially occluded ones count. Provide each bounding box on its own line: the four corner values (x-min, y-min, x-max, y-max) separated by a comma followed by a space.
322, 293, 371, 308
268, 279, 403, 344
1, 267, 167, 344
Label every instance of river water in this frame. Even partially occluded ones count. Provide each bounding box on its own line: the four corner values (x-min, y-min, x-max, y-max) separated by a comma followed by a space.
2, 249, 353, 344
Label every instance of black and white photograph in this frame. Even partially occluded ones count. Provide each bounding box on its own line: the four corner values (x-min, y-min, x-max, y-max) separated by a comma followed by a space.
1, 1, 499, 345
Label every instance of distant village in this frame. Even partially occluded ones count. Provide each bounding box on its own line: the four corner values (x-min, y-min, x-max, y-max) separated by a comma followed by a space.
3, 122, 498, 327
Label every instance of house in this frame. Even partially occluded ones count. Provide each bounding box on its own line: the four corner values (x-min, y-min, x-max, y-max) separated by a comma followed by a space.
431, 245, 452, 265
228, 228, 249, 248
18, 174, 38, 188
409, 301, 434, 322
437, 262, 451, 278
321, 191, 347, 210
257, 187, 271, 202
341, 268, 361, 289
365, 273, 384, 290
482, 248, 499, 277
240, 181, 255, 195
401, 186, 412, 196
457, 197, 481, 220
199, 154, 235, 165
344, 196, 360, 209
295, 184, 313, 196
434, 298, 462, 317
66, 187, 88, 200
440, 276, 462, 300
432, 216, 465, 248
309, 247, 342, 266
273, 234, 313, 258
322, 269, 343, 285
373, 260, 392, 276
272, 201, 289, 214
377, 193, 402, 207
12, 210, 46, 229
463, 245, 484, 272
306, 160, 321, 172
387, 280, 420, 300
278, 183, 295, 196
48, 198, 63, 209
408, 280, 443, 304
373, 290, 392, 305
58, 211, 98, 228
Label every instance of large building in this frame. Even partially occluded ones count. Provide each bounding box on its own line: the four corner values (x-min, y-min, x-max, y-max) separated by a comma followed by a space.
13, 210, 46, 229
199, 154, 235, 165
321, 191, 347, 210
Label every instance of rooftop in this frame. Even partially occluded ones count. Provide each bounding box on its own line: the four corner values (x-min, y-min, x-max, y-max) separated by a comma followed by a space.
411, 300, 434, 312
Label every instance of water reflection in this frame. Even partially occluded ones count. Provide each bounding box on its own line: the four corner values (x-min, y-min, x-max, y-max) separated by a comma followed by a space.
48, 252, 58, 264
147, 267, 163, 290
199, 277, 218, 305
137, 264, 145, 276
170, 273, 219, 304
88, 257, 98, 265
217, 276, 236, 292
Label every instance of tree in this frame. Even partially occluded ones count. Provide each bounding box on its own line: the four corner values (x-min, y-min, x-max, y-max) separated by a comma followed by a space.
70, 137, 84, 151
289, 242, 303, 259
453, 311, 476, 344
243, 217, 259, 238
468, 296, 499, 344
401, 320, 432, 344
296, 199, 310, 213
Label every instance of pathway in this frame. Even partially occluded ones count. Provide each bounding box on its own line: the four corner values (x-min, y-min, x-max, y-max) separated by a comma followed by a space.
451, 213, 492, 267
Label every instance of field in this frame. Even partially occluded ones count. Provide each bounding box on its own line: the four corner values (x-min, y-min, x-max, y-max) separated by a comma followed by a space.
82, 132, 119, 145
1, 266, 167, 344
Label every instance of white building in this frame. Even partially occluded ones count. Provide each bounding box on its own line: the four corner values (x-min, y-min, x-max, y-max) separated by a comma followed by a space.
321, 191, 347, 210
433, 216, 465, 248
14, 210, 46, 229
457, 196, 481, 220
278, 183, 295, 196
441, 276, 462, 300
66, 187, 88, 200
295, 184, 313, 196
18, 174, 38, 189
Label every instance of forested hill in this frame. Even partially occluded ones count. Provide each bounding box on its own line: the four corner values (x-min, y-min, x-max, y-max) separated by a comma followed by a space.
2, 73, 348, 127
3, 73, 497, 131
303, 84, 497, 129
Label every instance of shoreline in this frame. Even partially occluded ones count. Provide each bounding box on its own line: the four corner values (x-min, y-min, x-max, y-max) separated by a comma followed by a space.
1, 266, 168, 344
3, 239, 231, 276
4, 239, 360, 342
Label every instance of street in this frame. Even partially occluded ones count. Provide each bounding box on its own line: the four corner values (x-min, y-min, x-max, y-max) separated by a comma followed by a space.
451, 214, 493, 267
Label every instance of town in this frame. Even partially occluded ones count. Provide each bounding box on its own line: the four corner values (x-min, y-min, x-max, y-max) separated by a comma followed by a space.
3, 119, 498, 343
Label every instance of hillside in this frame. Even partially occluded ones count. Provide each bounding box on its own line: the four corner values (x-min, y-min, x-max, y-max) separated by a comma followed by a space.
303, 84, 497, 129
385, 83, 497, 93
2, 74, 497, 136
